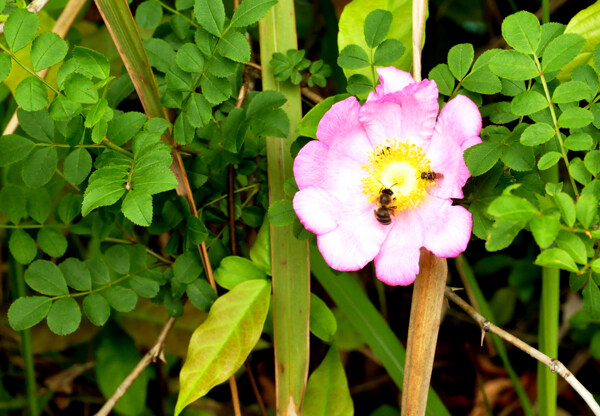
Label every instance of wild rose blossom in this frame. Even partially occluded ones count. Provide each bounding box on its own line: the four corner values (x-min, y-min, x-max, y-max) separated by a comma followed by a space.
293, 67, 482, 285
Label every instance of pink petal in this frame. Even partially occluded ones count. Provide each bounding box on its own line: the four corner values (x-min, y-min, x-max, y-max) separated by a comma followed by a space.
294, 140, 330, 190
317, 204, 388, 271
293, 187, 339, 235
368, 67, 416, 101
316, 96, 371, 161
360, 80, 439, 149
426, 95, 482, 199
373, 211, 424, 286
419, 197, 472, 258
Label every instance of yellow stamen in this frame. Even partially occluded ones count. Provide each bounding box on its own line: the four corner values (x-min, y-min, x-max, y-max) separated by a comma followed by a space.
362, 139, 433, 212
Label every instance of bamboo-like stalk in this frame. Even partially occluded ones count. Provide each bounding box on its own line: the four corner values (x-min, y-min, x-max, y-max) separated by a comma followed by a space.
258, 2, 310, 415
401, 250, 448, 416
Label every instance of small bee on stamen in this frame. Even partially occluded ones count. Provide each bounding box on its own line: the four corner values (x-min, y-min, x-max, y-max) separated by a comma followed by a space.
374, 181, 397, 225
420, 170, 443, 181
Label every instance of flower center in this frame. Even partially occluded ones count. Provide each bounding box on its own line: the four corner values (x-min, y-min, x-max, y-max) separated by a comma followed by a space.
362, 140, 434, 212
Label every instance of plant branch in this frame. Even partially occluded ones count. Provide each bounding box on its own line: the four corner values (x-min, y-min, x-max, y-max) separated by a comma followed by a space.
93, 317, 176, 416
444, 287, 600, 416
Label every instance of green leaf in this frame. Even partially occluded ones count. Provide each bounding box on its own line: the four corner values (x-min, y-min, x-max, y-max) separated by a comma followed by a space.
173, 250, 203, 284
583, 281, 600, 319
31, 32, 68, 72
213, 256, 268, 290
104, 245, 130, 275
185, 92, 212, 128
129, 275, 159, 298
27, 187, 51, 223
556, 231, 587, 265
0, 52, 12, 82
8, 296, 51, 331
64, 73, 99, 104
464, 142, 502, 176
201, 73, 231, 105
95, 330, 150, 415
520, 123, 555, 146
230, 0, 276, 27
337, 44, 370, 69
529, 213, 560, 249
49, 96, 82, 121
217, 30, 250, 63
501, 11, 541, 54
537, 22, 564, 55
59, 258, 92, 291
569, 158, 591, 185
18, 108, 54, 142
47, 297, 81, 335
0, 185, 26, 224
576, 193, 597, 229
364, 9, 392, 48
103, 286, 137, 312
247, 90, 287, 116
194, 0, 225, 36
511, 91, 547, 115
132, 167, 178, 195
9, 229, 37, 264
176, 43, 205, 72
558, 107, 593, 128
572, 64, 599, 94
489, 50, 538, 81
537, 151, 562, 170
15, 77, 49, 111
187, 279, 217, 312
144, 38, 176, 73
83, 293, 111, 325
82, 167, 128, 215
542, 33, 586, 73
554, 192, 576, 226
535, 248, 578, 272
64, 148, 92, 185
176, 0, 193, 9
428, 64, 454, 96
73, 46, 110, 79
310, 294, 337, 342
501, 142, 534, 171
303, 346, 353, 416
175, 280, 271, 415
373, 38, 405, 66
25, 260, 68, 296
121, 191, 153, 226
37, 228, 67, 258
4, 8, 39, 53
486, 220, 524, 251
447, 43, 474, 80
0, 134, 34, 167
22, 147, 57, 188
461, 68, 501, 95
297, 94, 350, 139
584, 150, 600, 175
552, 81, 593, 103
488, 195, 537, 223
108, 111, 148, 146
135, 0, 163, 29
346, 73, 373, 95
86, 257, 111, 287
268, 199, 295, 226
84, 98, 112, 128
565, 132, 593, 151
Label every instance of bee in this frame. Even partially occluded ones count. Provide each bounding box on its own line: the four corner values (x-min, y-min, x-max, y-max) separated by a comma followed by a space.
420, 170, 443, 181
374, 186, 397, 225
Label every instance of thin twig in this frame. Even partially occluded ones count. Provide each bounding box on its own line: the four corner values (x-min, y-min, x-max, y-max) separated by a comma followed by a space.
94, 317, 176, 416
300, 87, 323, 103
444, 287, 600, 416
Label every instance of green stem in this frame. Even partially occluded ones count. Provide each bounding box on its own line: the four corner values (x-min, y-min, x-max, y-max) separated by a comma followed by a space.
157, 0, 197, 28
0, 43, 61, 95
101, 138, 134, 158
9, 259, 39, 416
102, 237, 173, 264
200, 183, 260, 209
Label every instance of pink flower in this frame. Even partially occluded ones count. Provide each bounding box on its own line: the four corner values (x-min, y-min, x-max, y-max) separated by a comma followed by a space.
293, 67, 482, 286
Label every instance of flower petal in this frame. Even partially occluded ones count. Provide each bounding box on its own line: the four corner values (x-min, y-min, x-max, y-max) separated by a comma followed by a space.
294, 140, 331, 190
293, 187, 339, 235
373, 212, 423, 286
368, 67, 416, 100
317, 206, 388, 271
360, 80, 439, 149
420, 197, 472, 258
426, 95, 482, 199
316, 96, 371, 162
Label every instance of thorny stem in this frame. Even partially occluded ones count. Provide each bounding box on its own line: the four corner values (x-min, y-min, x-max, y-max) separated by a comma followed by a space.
445, 288, 600, 416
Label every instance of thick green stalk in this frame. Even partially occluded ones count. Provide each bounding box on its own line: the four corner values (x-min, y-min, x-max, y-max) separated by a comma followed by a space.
9, 259, 38, 415
538, 3, 559, 414
259, 4, 310, 415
